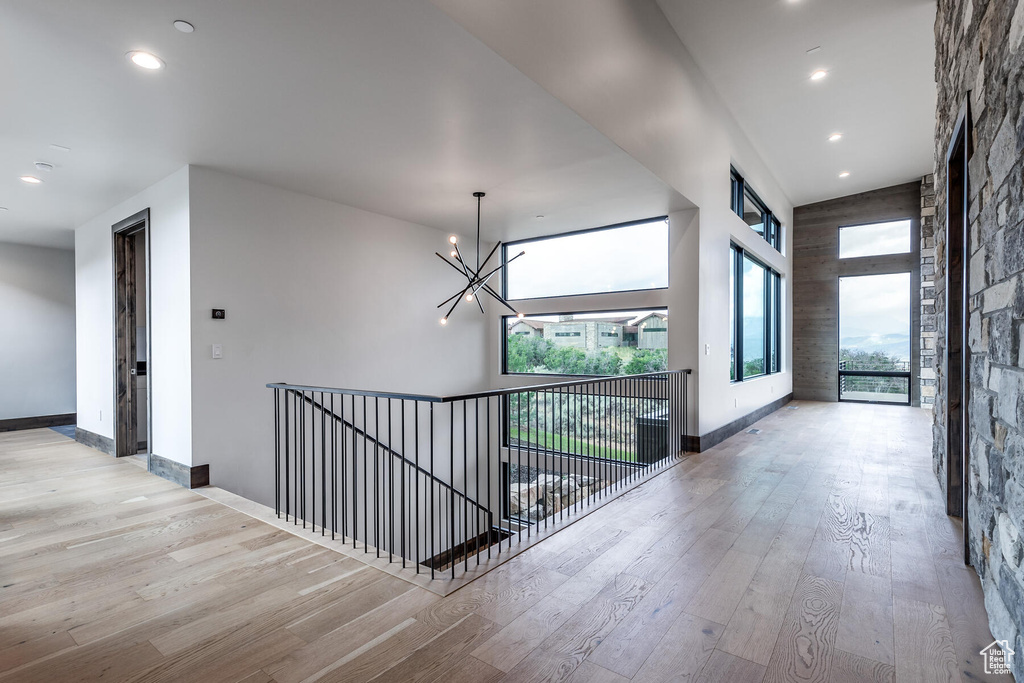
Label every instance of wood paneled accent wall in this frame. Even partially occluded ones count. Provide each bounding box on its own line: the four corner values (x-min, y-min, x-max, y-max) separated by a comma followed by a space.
793, 181, 922, 404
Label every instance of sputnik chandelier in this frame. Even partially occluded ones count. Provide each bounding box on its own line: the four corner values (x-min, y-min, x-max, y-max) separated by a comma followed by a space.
436, 192, 525, 325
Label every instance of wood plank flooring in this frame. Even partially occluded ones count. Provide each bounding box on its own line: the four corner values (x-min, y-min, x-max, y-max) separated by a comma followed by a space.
0, 401, 1009, 682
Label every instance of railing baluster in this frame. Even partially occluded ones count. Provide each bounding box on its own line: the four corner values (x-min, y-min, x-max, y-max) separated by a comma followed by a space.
429, 402, 435, 580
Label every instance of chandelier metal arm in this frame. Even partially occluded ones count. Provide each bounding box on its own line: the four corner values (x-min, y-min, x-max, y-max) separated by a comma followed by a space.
436, 192, 524, 325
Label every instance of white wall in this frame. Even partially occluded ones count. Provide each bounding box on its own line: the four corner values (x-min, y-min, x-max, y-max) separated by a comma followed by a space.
0, 243, 76, 420
188, 166, 491, 505
75, 166, 192, 463
434, 0, 794, 436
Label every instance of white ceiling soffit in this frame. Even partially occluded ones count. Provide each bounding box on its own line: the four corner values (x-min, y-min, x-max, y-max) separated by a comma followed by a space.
655, 0, 937, 206
0, 1, 689, 249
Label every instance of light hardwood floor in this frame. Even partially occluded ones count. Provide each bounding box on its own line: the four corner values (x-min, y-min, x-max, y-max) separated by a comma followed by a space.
0, 401, 1008, 682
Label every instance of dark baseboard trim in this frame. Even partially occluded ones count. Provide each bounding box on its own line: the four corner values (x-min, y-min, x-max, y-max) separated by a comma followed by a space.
75, 426, 115, 455
687, 393, 794, 452
0, 413, 77, 433
149, 453, 210, 489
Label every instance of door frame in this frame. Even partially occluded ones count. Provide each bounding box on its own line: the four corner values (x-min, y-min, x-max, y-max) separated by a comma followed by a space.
944, 98, 972, 564
112, 209, 152, 461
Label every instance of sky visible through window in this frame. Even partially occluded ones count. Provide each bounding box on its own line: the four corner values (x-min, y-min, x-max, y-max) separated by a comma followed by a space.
839, 272, 911, 362
505, 219, 668, 300
839, 220, 911, 258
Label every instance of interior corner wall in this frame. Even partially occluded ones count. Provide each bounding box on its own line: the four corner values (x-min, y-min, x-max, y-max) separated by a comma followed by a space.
432, 0, 794, 438
186, 166, 491, 506
0, 242, 76, 421
933, 0, 1024, 673
74, 166, 193, 465
792, 182, 923, 404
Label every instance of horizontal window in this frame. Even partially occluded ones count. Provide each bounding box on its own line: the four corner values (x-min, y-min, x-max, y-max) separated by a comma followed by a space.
731, 167, 782, 251
504, 218, 668, 300
504, 309, 668, 376
839, 220, 911, 258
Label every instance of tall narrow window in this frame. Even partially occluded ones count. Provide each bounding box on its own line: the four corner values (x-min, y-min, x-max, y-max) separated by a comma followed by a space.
730, 244, 782, 381
743, 257, 766, 378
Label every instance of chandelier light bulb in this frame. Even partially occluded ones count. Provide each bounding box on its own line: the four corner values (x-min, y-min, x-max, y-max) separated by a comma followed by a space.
450, 250, 457, 258
448, 235, 458, 244
440, 317, 447, 325
466, 293, 474, 302
517, 312, 525, 319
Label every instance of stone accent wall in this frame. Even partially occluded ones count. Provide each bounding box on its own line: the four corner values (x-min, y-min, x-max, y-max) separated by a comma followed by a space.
921, 174, 937, 409
932, 0, 1024, 676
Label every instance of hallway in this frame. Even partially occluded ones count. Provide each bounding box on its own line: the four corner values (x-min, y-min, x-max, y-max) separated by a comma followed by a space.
0, 401, 1005, 682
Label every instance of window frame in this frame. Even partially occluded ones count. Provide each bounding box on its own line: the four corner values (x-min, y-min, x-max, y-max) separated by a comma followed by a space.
501, 216, 670, 302
730, 167, 782, 252
730, 243, 782, 382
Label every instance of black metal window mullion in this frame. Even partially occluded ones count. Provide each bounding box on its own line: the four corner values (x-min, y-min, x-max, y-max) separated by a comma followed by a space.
733, 246, 744, 382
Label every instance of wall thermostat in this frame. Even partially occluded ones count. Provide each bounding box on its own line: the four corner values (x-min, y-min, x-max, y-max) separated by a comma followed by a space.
212, 309, 226, 319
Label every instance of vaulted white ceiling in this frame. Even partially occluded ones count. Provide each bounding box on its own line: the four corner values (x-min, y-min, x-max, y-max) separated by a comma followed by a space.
0, 0, 689, 248
654, 0, 937, 206
0, 0, 935, 249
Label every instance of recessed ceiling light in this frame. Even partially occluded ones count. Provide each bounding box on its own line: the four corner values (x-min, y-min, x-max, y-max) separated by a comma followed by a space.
127, 50, 164, 70
173, 20, 195, 33
20, 176, 42, 184
49, 144, 71, 153
810, 69, 828, 81
535, 215, 545, 219
806, 46, 822, 54
828, 133, 843, 142
0, 207, 8, 211
35, 162, 54, 172
838, 171, 851, 178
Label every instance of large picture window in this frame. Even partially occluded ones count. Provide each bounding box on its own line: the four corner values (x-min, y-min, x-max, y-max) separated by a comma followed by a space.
731, 167, 782, 251
730, 245, 781, 381
504, 309, 668, 377
503, 218, 668, 300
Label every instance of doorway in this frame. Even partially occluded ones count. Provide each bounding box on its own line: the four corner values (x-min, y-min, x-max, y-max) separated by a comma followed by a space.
946, 100, 971, 564
113, 209, 150, 460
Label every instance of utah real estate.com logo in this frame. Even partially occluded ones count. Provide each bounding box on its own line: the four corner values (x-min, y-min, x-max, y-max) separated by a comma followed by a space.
980, 639, 1014, 676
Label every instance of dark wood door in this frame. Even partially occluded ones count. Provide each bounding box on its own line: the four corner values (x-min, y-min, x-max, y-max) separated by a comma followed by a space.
945, 102, 972, 565
114, 229, 137, 457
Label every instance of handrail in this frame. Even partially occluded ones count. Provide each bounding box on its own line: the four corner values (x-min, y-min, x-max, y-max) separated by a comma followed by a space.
837, 369, 912, 378
287, 388, 492, 520
268, 368, 692, 405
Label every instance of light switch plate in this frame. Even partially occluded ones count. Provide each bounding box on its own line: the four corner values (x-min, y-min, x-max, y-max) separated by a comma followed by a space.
212, 344, 223, 359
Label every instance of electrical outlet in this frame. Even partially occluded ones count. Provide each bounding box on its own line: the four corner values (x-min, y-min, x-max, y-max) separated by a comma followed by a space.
705, 344, 710, 355
734, 398, 738, 407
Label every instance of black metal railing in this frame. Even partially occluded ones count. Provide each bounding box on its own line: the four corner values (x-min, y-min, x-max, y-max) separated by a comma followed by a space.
268, 369, 690, 580
838, 359, 911, 404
